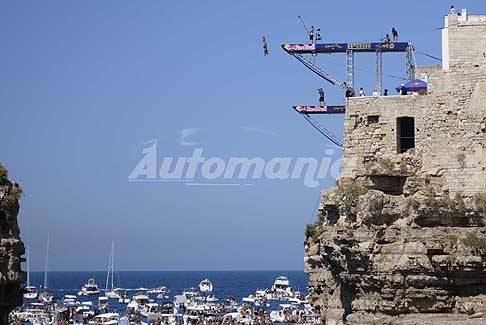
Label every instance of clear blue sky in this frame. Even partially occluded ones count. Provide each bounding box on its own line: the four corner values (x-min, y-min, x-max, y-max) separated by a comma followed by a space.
1, 1, 483, 271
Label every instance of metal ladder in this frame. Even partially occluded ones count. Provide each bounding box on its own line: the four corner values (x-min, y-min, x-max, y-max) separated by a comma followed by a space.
289, 52, 348, 89
301, 114, 343, 147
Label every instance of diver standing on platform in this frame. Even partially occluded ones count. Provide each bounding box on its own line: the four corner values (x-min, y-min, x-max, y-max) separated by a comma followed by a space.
392, 27, 398, 41
309, 26, 314, 43
318, 88, 325, 107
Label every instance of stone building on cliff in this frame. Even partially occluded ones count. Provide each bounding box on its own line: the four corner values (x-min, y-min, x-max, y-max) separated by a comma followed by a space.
305, 9, 486, 324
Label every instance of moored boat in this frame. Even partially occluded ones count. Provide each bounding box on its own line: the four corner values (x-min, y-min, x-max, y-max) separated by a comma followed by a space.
78, 278, 101, 296
198, 279, 213, 293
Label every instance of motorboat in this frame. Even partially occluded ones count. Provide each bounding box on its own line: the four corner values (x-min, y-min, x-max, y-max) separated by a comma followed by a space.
87, 312, 120, 325
62, 294, 79, 306
270, 276, 301, 300
272, 276, 290, 292
147, 286, 169, 294
126, 294, 151, 313
173, 288, 198, 309
98, 296, 109, 311
39, 290, 53, 303
24, 286, 38, 300
269, 304, 299, 323
78, 278, 101, 296
75, 303, 95, 320
117, 288, 130, 304
9, 303, 51, 324
199, 279, 213, 293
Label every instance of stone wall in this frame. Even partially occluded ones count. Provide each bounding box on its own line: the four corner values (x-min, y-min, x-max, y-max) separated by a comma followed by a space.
341, 51, 486, 195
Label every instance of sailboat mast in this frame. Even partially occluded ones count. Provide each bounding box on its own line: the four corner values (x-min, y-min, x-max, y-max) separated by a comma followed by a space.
44, 236, 49, 291
111, 241, 114, 291
26, 244, 30, 287
105, 246, 112, 293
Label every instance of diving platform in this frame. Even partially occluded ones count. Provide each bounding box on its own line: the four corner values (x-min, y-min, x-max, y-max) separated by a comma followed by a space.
282, 41, 415, 92
282, 39, 415, 147
293, 105, 345, 114
282, 42, 410, 54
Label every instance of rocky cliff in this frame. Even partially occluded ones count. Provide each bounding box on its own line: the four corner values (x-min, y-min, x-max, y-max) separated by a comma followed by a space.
305, 10, 486, 325
0, 164, 25, 322
306, 154, 486, 324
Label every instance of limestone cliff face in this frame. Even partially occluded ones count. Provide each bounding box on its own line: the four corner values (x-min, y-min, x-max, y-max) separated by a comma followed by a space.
0, 164, 25, 321
306, 157, 486, 324
305, 11, 486, 325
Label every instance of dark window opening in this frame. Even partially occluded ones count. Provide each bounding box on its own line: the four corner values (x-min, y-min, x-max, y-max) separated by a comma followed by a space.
397, 117, 415, 153
367, 115, 380, 124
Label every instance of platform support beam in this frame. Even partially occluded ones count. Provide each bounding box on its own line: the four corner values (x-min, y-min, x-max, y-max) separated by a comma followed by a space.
406, 43, 416, 81
346, 50, 354, 91
375, 50, 383, 94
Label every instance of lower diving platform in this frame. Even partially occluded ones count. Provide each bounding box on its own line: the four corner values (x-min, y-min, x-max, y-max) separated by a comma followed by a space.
293, 105, 345, 114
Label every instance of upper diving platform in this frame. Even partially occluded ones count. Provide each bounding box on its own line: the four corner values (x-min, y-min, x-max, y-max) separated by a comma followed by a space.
282, 42, 411, 54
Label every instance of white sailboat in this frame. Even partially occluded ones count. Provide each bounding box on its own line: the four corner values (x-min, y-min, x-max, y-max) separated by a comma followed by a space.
105, 241, 120, 299
23, 244, 38, 299
39, 236, 53, 303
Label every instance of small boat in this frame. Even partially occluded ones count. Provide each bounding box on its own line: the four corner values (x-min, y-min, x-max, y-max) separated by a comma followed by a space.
23, 245, 38, 299
116, 288, 130, 304
272, 276, 290, 292
270, 304, 299, 323
126, 294, 151, 313
199, 279, 213, 293
87, 312, 120, 325
147, 286, 169, 294
270, 275, 301, 300
78, 278, 101, 296
98, 296, 109, 311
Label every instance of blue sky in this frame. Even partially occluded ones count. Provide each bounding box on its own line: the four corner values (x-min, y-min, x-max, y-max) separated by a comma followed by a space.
1, 1, 484, 271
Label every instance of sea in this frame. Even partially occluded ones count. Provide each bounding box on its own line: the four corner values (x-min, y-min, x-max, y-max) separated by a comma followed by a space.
26, 271, 308, 313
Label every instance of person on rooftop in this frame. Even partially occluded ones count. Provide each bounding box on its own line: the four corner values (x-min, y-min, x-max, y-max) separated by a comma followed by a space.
400, 84, 407, 95
450, 5, 456, 14
384, 34, 391, 43
309, 26, 314, 42
359, 88, 366, 97
392, 27, 398, 41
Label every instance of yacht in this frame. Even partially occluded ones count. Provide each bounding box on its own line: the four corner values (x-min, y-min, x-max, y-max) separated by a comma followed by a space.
270, 275, 301, 300
198, 279, 213, 293
126, 293, 151, 313
269, 303, 299, 323
272, 276, 290, 292
23, 245, 38, 299
147, 286, 169, 294
117, 288, 130, 304
88, 312, 120, 325
78, 278, 101, 296
98, 296, 109, 311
